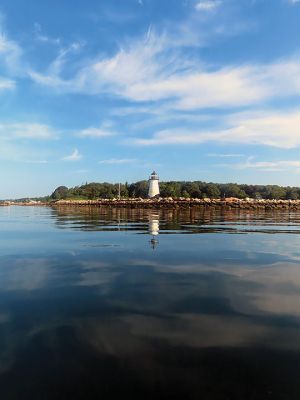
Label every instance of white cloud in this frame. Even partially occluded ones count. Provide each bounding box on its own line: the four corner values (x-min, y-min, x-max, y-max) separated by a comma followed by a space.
28, 31, 300, 111
0, 77, 15, 91
62, 148, 82, 161
28, 40, 84, 88
76, 30, 168, 95
28, 31, 190, 98
98, 158, 137, 164
154, 67, 268, 109
131, 109, 300, 149
48, 42, 84, 78
287, 0, 300, 4
78, 126, 115, 138
33, 23, 61, 45
207, 153, 245, 158
195, 1, 221, 11
28, 70, 68, 88
0, 32, 22, 74
74, 169, 89, 174
0, 122, 56, 140
0, 140, 51, 164
233, 158, 300, 172
245, 160, 300, 168
24, 159, 48, 164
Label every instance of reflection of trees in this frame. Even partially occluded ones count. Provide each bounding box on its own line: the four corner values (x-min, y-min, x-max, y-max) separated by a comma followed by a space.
51, 206, 300, 234
2, 207, 300, 397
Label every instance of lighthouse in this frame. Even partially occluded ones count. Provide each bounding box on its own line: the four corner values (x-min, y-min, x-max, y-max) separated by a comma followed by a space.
148, 171, 160, 198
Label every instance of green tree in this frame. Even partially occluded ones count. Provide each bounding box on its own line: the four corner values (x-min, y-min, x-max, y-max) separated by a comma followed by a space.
206, 184, 221, 199
185, 182, 201, 198
161, 182, 181, 198
134, 181, 149, 198
266, 185, 286, 200
51, 186, 69, 199
286, 188, 298, 200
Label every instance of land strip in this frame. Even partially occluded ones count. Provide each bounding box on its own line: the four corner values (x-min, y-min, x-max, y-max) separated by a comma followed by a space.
3, 198, 300, 210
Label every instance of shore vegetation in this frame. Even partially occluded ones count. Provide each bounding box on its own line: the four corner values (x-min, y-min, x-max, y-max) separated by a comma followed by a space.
47, 181, 300, 201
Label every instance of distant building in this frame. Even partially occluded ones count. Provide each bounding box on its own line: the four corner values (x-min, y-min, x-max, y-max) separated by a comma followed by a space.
148, 171, 160, 198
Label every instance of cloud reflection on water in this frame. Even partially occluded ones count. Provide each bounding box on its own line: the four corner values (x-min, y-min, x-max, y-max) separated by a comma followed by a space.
0, 206, 300, 397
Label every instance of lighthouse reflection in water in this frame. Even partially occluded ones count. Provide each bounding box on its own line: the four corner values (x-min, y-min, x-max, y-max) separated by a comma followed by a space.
148, 212, 159, 249
2, 207, 300, 399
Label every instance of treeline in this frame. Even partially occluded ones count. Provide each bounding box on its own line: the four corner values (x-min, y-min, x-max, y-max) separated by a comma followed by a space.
50, 181, 300, 200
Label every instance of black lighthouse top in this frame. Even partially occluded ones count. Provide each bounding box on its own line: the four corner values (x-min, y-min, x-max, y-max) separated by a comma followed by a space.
150, 171, 159, 180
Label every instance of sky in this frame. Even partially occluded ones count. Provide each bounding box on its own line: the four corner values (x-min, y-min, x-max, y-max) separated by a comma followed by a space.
1, 0, 300, 197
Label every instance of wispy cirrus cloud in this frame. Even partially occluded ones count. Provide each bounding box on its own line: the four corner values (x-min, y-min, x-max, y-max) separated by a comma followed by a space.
78, 125, 115, 138
195, 0, 222, 11
229, 157, 300, 173
286, 0, 300, 5
0, 77, 15, 91
62, 148, 82, 161
98, 158, 137, 165
0, 117, 55, 164
24, 159, 48, 164
28, 40, 84, 88
207, 153, 245, 158
33, 23, 61, 46
27, 30, 300, 112
0, 30, 22, 75
130, 109, 300, 149
0, 122, 56, 140
0, 141, 50, 164
244, 160, 300, 169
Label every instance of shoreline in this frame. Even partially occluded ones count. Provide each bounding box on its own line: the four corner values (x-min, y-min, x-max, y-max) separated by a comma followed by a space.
3, 198, 300, 210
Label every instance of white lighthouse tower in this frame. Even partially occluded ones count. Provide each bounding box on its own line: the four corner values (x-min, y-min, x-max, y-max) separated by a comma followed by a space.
148, 171, 160, 198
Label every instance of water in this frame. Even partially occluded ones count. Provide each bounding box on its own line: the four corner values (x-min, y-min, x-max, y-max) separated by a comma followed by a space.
0, 206, 300, 399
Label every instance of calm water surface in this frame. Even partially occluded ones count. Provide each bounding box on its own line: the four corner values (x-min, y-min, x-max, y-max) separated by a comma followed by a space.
0, 206, 300, 399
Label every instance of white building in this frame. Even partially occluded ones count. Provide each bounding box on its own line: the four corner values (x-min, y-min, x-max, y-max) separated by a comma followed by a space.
148, 171, 160, 198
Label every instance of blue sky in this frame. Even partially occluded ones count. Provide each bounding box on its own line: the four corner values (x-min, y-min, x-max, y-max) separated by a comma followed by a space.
1, 0, 300, 197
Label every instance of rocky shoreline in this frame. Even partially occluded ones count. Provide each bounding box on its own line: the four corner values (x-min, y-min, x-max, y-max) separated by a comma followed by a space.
3, 198, 300, 210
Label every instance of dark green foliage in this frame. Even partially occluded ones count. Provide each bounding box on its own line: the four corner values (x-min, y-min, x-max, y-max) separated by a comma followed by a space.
160, 182, 182, 198
128, 181, 148, 198
51, 186, 69, 200
50, 181, 300, 200
206, 184, 221, 199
